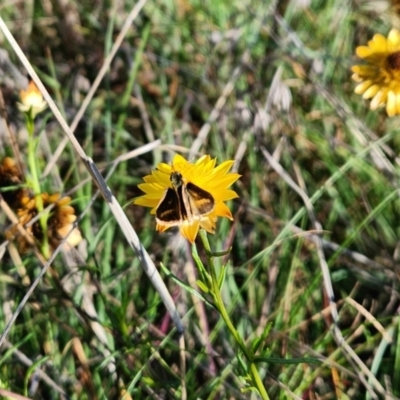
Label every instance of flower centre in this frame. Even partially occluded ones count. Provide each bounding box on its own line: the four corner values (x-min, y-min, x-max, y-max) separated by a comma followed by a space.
386, 52, 400, 70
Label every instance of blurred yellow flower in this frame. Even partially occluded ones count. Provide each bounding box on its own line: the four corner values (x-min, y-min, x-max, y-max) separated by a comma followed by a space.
17, 80, 47, 117
351, 28, 400, 116
134, 154, 240, 243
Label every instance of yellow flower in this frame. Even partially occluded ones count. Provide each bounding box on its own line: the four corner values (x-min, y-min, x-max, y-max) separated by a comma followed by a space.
17, 80, 47, 117
134, 154, 240, 243
351, 28, 400, 116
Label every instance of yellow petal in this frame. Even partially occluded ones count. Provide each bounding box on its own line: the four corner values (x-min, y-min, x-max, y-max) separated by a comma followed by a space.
370, 90, 384, 110
137, 182, 165, 194
157, 162, 172, 174
152, 171, 171, 186
65, 214, 77, 223
156, 222, 170, 232
200, 215, 216, 233
356, 45, 373, 58
363, 84, 380, 99
195, 154, 212, 167
388, 29, 400, 49
180, 221, 200, 243
207, 174, 241, 189
213, 189, 239, 202
172, 153, 189, 166
215, 202, 233, 220
67, 228, 82, 247
355, 80, 373, 95
133, 197, 160, 208
56, 196, 70, 206
369, 34, 387, 53
396, 93, 400, 115
143, 175, 157, 183
211, 160, 235, 176
386, 91, 397, 116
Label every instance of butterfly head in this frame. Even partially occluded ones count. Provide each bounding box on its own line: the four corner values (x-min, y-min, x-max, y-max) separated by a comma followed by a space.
170, 171, 184, 189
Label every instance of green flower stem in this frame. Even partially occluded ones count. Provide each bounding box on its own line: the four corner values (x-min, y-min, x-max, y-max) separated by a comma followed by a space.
26, 113, 50, 259
198, 229, 270, 400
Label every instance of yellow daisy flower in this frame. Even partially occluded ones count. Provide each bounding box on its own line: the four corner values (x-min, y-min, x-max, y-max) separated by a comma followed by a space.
134, 154, 240, 243
351, 28, 400, 116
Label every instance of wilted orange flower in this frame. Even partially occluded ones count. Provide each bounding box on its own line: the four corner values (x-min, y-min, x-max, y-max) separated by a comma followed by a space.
44, 193, 82, 248
9, 193, 82, 252
0, 157, 27, 209
351, 28, 400, 116
17, 80, 47, 117
134, 154, 240, 243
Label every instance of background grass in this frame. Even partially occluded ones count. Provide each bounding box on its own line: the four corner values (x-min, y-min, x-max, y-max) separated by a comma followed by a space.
1, 0, 400, 398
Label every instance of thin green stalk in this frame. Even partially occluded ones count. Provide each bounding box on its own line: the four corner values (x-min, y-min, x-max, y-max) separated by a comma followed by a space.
26, 113, 49, 259
198, 229, 270, 400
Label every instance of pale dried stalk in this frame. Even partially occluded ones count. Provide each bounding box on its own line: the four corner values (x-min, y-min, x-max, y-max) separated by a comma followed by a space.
0, 17, 184, 352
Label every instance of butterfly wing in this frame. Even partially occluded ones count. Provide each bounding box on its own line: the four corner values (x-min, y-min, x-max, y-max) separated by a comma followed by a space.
156, 179, 214, 227
156, 188, 183, 226
185, 182, 215, 217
